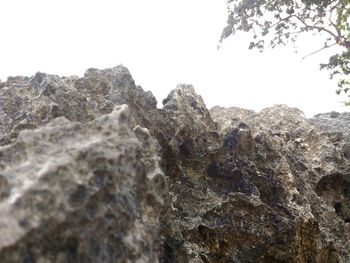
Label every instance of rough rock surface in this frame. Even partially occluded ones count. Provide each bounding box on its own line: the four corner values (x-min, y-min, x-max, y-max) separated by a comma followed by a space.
0, 66, 349, 262
0, 104, 166, 262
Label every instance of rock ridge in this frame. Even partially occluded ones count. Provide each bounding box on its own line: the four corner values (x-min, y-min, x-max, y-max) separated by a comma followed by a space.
0, 65, 349, 262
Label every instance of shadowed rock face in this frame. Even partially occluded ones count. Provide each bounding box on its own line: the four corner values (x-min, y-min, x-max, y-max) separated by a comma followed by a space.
0, 66, 349, 262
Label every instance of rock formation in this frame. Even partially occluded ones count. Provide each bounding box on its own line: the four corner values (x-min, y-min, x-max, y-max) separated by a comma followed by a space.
0, 66, 349, 262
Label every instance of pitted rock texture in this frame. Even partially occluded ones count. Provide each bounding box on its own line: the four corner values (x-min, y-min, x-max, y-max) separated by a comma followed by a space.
0, 104, 166, 262
0, 66, 349, 262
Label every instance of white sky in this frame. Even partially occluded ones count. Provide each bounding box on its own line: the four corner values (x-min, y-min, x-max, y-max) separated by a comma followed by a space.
0, 0, 349, 116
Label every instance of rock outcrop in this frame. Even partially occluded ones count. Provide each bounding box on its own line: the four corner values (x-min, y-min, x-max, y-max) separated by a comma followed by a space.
0, 66, 349, 262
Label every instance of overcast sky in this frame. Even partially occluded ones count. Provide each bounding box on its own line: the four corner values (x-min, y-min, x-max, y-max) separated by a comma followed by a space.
0, 0, 349, 116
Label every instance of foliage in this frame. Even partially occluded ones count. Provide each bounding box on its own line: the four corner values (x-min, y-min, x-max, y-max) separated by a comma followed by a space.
221, 0, 350, 96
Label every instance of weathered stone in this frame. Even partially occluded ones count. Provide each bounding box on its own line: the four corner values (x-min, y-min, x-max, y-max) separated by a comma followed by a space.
0, 105, 165, 262
0, 66, 350, 262
210, 105, 255, 132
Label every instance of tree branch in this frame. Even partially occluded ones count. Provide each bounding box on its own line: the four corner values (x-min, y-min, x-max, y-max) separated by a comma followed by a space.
302, 42, 337, 59
267, 15, 293, 30
291, 14, 339, 41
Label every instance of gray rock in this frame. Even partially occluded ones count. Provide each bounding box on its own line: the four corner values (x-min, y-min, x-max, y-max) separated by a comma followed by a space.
0, 105, 165, 262
0, 66, 350, 262
210, 105, 255, 132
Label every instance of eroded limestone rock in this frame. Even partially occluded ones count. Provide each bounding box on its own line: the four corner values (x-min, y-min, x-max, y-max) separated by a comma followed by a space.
0, 105, 165, 262
0, 66, 349, 262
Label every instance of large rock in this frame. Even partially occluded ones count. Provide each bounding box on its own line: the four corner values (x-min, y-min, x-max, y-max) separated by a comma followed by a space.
0, 67, 157, 146
0, 104, 166, 262
0, 66, 349, 262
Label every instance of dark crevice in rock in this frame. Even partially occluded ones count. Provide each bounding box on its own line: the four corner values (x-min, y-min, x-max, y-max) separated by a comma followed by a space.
316, 172, 350, 224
